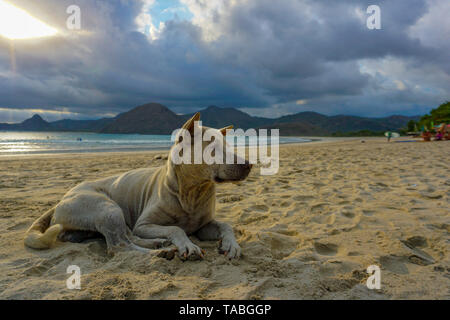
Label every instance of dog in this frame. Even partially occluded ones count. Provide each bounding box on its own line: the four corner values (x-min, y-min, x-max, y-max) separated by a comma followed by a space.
24, 113, 252, 260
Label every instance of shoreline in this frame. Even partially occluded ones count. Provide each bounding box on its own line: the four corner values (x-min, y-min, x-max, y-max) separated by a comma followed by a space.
0, 136, 368, 159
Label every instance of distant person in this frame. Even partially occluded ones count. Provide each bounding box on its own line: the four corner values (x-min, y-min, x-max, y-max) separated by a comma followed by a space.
386, 131, 392, 142
435, 131, 443, 141
445, 132, 450, 140
445, 125, 450, 140
421, 131, 432, 142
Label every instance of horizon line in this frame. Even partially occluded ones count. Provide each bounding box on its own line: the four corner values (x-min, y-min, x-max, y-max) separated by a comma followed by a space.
0, 103, 423, 124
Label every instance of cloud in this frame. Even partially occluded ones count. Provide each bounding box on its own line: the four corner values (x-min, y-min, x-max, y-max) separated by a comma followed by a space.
0, 0, 449, 122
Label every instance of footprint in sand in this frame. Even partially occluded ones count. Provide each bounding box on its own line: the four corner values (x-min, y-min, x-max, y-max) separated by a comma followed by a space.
219, 195, 243, 203
362, 209, 375, 216
404, 236, 427, 248
326, 213, 336, 225
401, 236, 435, 266
7, 220, 31, 231
24, 259, 59, 276
279, 201, 291, 208
249, 204, 269, 212
340, 209, 355, 219
310, 203, 329, 214
9, 258, 33, 268
379, 255, 409, 275
293, 195, 314, 202
425, 223, 449, 232
256, 186, 271, 194
313, 242, 339, 256
311, 212, 335, 225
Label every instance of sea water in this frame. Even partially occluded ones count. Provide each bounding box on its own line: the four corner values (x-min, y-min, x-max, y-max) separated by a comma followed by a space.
0, 131, 311, 155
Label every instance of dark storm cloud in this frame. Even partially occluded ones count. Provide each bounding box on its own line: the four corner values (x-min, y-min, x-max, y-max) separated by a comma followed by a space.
0, 0, 448, 120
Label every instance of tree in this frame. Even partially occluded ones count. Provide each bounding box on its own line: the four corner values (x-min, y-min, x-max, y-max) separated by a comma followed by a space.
429, 102, 450, 123
419, 102, 450, 130
407, 120, 416, 132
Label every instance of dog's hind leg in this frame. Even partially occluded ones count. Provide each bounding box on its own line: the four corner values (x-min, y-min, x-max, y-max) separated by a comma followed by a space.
91, 201, 150, 254
54, 194, 149, 254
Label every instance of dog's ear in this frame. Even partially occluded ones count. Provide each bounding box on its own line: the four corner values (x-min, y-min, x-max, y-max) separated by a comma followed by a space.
219, 125, 233, 136
181, 112, 200, 134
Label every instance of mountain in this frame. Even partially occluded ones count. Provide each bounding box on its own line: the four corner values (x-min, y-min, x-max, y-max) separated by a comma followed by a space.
182, 105, 272, 129
100, 106, 419, 135
265, 112, 420, 135
100, 103, 184, 134
0, 114, 115, 132
50, 118, 115, 132
0, 114, 53, 131
0, 103, 419, 136
262, 121, 330, 136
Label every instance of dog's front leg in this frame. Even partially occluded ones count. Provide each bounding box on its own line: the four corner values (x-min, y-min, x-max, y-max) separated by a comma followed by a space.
196, 220, 241, 259
133, 224, 204, 260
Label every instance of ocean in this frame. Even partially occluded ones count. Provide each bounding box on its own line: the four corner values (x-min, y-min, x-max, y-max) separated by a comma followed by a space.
0, 131, 312, 155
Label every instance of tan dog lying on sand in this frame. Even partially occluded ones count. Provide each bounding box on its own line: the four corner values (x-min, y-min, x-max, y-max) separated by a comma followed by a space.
24, 113, 252, 260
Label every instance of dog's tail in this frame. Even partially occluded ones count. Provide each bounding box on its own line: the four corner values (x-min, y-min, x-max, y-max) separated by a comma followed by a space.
24, 207, 63, 249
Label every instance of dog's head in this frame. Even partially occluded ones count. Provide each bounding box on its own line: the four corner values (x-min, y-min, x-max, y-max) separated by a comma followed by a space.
169, 112, 252, 183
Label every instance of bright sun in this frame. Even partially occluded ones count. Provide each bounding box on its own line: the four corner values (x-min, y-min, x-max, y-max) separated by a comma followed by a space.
0, 0, 57, 39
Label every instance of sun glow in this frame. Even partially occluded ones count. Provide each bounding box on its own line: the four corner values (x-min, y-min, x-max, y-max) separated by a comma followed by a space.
0, 1, 57, 39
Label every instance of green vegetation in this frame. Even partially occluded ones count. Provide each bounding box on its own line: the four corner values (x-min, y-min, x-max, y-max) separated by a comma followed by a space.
407, 120, 417, 132
406, 102, 450, 132
331, 130, 385, 137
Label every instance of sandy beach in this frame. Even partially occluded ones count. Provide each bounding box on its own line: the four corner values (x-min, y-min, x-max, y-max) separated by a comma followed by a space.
0, 138, 448, 299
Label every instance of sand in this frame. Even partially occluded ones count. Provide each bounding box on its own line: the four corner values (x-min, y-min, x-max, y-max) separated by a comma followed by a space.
0, 138, 449, 299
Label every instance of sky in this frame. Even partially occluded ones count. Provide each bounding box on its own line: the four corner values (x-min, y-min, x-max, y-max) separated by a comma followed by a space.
0, 0, 449, 122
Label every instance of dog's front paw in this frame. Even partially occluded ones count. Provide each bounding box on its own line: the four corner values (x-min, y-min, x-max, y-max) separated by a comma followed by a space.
176, 241, 205, 261
219, 237, 241, 259
155, 248, 177, 260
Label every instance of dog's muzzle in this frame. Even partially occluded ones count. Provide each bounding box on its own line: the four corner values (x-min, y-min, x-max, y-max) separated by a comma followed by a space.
215, 162, 252, 183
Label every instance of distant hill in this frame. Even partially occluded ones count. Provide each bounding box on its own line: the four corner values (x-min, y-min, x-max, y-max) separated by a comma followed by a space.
0, 114, 53, 131
262, 121, 330, 136
268, 112, 419, 135
182, 105, 272, 129
51, 118, 115, 132
0, 114, 115, 132
100, 103, 184, 134
0, 103, 420, 136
